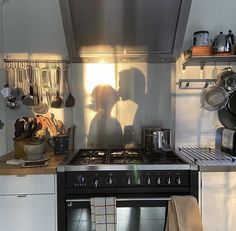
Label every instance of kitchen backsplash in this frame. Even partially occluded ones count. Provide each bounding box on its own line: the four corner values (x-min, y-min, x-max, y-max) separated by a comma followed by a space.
72, 62, 175, 149
1, 58, 234, 154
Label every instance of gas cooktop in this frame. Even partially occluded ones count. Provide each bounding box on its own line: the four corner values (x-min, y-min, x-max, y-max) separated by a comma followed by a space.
68, 148, 187, 165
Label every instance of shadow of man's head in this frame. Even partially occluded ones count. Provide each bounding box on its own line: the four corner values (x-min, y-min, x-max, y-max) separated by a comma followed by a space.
118, 68, 146, 103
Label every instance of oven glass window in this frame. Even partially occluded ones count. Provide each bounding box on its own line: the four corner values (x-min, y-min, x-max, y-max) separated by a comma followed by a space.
118, 207, 166, 231
67, 203, 166, 231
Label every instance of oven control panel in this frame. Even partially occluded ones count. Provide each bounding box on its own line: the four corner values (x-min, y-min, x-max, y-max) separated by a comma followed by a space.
66, 170, 190, 189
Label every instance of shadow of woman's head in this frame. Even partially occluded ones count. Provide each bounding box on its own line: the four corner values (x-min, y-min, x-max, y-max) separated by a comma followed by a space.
91, 84, 119, 113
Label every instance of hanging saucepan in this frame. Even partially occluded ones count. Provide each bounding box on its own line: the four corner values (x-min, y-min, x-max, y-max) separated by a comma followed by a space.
228, 91, 236, 115
218, 105, 236, 129
216, 67, 236, 93
200, 86, 229, 111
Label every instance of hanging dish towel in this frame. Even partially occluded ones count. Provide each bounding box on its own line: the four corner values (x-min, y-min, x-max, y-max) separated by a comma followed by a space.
165, 195, 203, 231
90, 197, 117, 231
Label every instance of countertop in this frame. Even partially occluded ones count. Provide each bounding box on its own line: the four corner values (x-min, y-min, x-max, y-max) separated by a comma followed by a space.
0, 151, 68, 175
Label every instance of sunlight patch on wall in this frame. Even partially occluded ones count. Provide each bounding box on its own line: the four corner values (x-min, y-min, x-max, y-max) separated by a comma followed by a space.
83, 63, 117, 141
83, 63, 116, 94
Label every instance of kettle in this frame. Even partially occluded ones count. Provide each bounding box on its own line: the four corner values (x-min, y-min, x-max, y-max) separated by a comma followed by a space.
142, 128, 172, 152
212, 30, 235, 54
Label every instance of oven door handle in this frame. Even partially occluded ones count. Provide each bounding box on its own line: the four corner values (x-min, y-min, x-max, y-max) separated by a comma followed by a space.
66, 197, 171, 203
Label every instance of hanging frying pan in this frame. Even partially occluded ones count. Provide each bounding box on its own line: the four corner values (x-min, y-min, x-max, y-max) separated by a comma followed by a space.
228, 91, 236, 115
218, 105, 236, 129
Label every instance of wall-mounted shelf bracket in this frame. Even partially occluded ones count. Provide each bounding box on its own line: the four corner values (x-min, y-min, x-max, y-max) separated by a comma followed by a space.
177, 79, 216, 90
200, 62, 205, 70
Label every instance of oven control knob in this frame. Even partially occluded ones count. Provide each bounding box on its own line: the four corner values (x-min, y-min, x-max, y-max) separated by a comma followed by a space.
127, 177, 131, 185
94, 179, 99, 188
76, 175, 85, 184
176, 177, 181, 185
147, 177, 151, 185
107, 177, 114, 185
166, 177, 171, 185
156, 177, 161, 185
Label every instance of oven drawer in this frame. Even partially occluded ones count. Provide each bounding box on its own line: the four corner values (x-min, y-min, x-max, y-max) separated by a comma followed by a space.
0, 174, 55, 195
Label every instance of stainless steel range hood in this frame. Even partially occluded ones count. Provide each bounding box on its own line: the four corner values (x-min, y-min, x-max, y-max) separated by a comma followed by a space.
59, 0, 192, 63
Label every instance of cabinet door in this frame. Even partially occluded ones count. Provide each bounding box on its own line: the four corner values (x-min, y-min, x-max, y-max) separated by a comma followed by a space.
126, 0, 182, 54
70, 0, 124, 54
0, 194, 55, 231
201, 172, 236, 231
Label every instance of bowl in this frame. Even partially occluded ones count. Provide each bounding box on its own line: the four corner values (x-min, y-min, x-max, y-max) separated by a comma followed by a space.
23, 141, 45, 160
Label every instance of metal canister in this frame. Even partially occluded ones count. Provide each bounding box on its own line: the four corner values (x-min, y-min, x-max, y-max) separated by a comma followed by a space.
142, 128, 172, 152
193, 31, 210, 46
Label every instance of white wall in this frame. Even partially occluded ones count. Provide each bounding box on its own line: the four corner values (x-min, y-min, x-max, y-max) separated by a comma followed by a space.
0, 1, 7, 155
3, 0, 67, 56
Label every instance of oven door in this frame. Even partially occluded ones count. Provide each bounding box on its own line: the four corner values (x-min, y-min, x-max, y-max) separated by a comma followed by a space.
66, 197, 169, 231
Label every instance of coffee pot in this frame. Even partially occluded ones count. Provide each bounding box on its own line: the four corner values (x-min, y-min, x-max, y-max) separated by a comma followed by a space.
212, 30, 235, 54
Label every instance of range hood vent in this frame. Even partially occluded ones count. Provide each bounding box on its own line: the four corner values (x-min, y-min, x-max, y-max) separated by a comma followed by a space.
59, 0, 192, 63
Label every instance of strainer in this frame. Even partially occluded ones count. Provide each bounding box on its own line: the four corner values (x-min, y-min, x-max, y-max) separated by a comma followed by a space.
200, 86, 229, 111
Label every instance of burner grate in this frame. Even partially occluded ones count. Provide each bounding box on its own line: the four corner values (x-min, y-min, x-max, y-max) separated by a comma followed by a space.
68, 148, 187, 165
109, 149, 144, 164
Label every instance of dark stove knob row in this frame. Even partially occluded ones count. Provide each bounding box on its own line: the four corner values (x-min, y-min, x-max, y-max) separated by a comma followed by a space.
146, 177, 182, 185
124, 176, 183, 186
74, 175, 183, 187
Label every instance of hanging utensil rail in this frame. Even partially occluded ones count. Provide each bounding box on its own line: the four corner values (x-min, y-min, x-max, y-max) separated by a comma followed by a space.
4, 58, 68, 64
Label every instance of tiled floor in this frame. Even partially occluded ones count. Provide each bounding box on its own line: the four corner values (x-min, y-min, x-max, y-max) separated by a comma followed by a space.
67, 207, 166, 231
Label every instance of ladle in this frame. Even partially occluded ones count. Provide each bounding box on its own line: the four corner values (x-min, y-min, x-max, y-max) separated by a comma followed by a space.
51, 66, 63, 108
65, 64, 75, 107
33, 67, 49, 114
22, 64, 34, 106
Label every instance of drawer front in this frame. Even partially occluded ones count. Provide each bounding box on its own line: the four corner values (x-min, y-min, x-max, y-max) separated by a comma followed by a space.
0, 194, 56, 231
0, 174, 55, 195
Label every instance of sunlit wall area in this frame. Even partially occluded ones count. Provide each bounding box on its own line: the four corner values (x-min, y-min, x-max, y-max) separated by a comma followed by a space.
73, 62, 173, 149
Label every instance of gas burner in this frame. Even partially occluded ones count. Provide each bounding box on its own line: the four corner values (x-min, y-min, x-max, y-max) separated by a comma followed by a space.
109, 149, 144, 164
145, 150, 186, 164
110, 149, 141, 156
68, 148, 187, 165
69, 149, 108, 165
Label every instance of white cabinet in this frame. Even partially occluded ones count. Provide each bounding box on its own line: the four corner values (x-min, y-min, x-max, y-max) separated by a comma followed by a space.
0, 174, 56, 231
200, 172, 236, 231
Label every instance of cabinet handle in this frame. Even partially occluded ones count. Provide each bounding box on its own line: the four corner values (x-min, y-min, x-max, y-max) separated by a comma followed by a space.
16, 175, 26, 177
17, 194, 28, 197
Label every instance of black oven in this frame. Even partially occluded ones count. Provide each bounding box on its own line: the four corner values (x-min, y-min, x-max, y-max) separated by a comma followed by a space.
57, 169, 198, 231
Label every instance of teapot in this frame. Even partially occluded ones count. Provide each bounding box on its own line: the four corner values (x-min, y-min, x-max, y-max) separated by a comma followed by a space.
212, 30, 235, 54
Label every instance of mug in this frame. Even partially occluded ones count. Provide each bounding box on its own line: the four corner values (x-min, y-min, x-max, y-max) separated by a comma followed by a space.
47, 134, 69, 155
